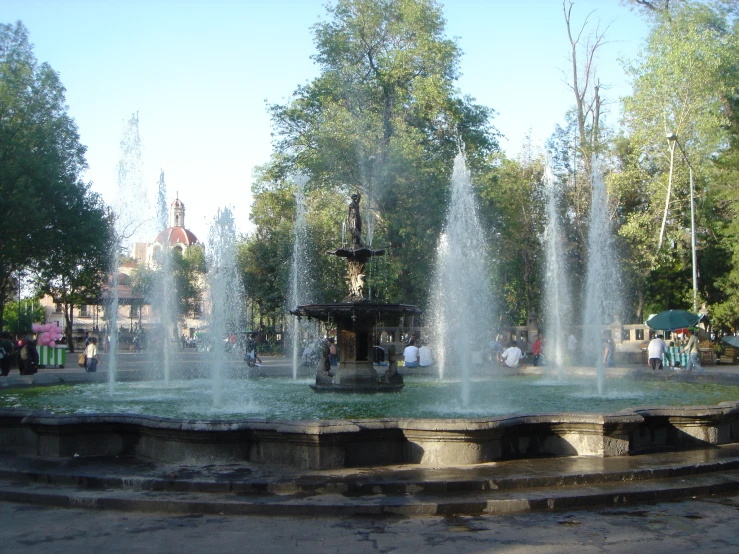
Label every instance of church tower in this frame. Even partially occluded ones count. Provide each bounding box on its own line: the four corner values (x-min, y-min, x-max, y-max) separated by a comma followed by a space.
170, 195, 185, 228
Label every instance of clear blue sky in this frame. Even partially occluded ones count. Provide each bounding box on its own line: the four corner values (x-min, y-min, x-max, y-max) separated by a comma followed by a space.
4, 0, 648, 244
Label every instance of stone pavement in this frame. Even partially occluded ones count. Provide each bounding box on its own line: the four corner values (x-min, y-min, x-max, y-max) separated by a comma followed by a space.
3, 493, 739, 553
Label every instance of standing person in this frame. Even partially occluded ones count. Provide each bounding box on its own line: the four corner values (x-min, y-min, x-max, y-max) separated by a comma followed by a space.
567, 333, 578, 364
501, 340, 523, 368
403, 339, 420, 368
602, 332, 615, 368
681, 328, 704, 372
246, 333, 262, 366
487, 335, 503, 364
532, 334, 544, 366
647, 334, 669, 370
0, 332, 14, 376
328, 337, 338, 367
85, 337, 101, 372
24, 337, 39, 375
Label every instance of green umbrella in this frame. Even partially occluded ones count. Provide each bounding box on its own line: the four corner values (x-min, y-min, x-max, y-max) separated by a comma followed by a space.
646, 310, 701, 331
721, 336, 739, 348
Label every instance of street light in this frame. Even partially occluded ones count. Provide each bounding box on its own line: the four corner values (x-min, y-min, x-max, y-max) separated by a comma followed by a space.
666, 132, 698, 313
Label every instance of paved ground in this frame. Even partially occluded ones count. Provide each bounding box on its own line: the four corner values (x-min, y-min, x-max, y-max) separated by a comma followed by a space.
3, 493, 739, 553
3, 353, 739, 552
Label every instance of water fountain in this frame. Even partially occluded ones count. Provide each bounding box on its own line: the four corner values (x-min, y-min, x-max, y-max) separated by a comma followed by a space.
291, 193, 419, 392
429, 152, 495, 405
542, 158, 572, 378
288, 175, 312, 380
1, 154, 737, 476
107, 113, 148, 394
206, 207, 240, 406
583, 157, 622, 394
152, 170, 175, 385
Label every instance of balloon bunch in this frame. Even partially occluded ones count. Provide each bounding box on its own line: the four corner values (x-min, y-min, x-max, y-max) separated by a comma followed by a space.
32, 323, 63, 348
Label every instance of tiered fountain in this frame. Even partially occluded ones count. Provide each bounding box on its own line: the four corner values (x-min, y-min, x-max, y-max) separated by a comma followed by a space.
291, 193, 419, 392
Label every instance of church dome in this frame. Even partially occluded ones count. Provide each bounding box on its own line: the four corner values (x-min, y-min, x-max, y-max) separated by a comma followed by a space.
155, 227, 199, 246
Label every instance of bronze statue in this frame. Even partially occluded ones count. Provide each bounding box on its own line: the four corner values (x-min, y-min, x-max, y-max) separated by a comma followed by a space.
348, 193, 362, 247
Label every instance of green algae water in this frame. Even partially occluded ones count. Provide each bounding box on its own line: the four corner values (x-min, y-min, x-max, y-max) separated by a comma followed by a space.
1, 375, 737, 421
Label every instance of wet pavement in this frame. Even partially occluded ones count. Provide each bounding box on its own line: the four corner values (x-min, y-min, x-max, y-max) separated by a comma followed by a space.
3, 493, 739, 553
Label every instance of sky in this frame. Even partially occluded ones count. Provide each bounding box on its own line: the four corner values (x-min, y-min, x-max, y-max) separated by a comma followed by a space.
4, 0, 650, 246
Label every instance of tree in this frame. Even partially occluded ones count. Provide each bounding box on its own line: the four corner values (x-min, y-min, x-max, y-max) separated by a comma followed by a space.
555, 1, 611, 250
34, 187, 114, 352
477, 143, 546, 326
0, 22, 95, 331
260, 0, 498, 308
620, 1, 739, 314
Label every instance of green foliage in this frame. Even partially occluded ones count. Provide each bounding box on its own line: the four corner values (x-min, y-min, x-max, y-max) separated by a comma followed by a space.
476, 145, 546, 325
0, 21, 113, 333
2, 298, 44, 336
130, 247, 204, 325
250, 0, 498, 315
618, 2, 739, 320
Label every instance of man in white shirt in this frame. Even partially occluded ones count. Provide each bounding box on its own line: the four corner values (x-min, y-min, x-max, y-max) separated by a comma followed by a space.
419, 342, 434, 367
647, 334, 668, 370
501, 340, 523, 368
403, 340, 420, 368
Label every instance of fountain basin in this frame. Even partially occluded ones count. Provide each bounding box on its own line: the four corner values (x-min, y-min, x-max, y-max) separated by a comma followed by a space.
1, 374, 739, 469
1, 404, 739, 470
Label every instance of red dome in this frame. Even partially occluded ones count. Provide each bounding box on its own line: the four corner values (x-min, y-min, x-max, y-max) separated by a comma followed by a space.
155, 227, 199, 246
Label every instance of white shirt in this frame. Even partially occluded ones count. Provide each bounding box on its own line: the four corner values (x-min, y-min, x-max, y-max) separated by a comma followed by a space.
403, 345, 419, 364
647, 338, 668, 359
501, 346, 522, 367
568, 335, 577, 352
419, 345, 433, 366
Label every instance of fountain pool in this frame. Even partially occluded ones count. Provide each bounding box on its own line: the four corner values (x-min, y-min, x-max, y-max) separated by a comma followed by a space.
1, 374, 737, 421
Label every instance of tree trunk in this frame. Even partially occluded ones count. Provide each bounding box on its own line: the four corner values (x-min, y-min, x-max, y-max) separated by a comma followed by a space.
64, 302, 75, 353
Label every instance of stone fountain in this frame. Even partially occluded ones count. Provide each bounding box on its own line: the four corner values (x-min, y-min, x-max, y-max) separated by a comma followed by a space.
291, 193, 419, 392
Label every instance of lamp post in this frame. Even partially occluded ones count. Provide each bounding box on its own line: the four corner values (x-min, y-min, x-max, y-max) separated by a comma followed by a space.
666, 133, 698, 313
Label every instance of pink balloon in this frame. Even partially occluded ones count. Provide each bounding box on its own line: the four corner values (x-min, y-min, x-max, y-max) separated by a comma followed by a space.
32, 323, 41, 333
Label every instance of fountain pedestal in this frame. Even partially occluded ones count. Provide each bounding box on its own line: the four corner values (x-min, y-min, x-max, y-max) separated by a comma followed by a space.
292, 193, 417, 393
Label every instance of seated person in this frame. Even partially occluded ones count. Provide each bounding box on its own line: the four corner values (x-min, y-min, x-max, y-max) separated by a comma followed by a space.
419, 341, 434, 367
403, 340, 420, 368
501, 340, 523, 368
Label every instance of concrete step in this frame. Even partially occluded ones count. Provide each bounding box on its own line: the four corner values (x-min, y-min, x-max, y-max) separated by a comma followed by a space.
1, 468, 739, 516
3, 446, 739, 516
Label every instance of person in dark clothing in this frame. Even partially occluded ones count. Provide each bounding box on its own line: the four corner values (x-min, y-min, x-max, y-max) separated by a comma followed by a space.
0, 332, 14, 376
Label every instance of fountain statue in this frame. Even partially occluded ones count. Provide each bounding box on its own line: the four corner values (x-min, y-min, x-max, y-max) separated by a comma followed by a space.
291, 193, 419, 392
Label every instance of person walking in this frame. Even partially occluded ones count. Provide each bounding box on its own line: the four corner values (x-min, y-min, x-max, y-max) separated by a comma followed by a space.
85, 337, 101, 373
681, 328, 704, 372
647, 334, 669, 370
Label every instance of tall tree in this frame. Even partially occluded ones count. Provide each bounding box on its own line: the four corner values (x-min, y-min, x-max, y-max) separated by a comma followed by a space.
620, 1, 739, 313
35, 187, 114, 352
0, 21, 96, 331
260, 0, 497, 308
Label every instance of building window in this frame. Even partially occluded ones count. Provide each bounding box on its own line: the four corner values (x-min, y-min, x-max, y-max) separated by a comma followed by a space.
79, 306, 89, 317
635, 329, 644, 341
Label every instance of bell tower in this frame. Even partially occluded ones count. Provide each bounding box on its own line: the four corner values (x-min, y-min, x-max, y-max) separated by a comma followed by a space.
170, 194, 185, 228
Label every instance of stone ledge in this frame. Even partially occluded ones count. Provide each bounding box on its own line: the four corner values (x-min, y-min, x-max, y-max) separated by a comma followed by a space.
2, 404, 739, 469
